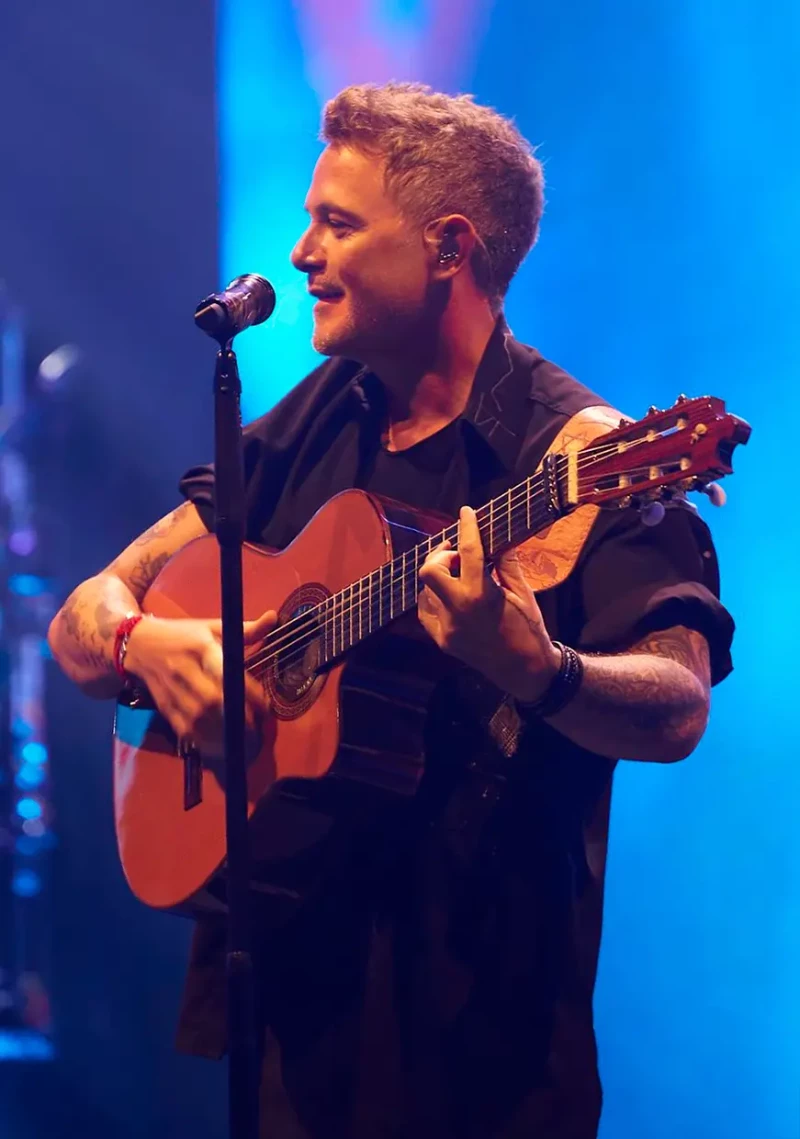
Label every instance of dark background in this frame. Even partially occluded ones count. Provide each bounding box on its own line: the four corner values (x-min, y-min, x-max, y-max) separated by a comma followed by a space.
0, 3, 225, 1135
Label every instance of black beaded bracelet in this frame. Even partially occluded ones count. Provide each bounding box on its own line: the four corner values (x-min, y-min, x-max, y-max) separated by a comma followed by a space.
516, 641, 584, 718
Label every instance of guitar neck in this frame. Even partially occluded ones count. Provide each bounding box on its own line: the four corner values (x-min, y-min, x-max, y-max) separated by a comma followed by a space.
318, 455, 570, 664
246, 393, 750, 679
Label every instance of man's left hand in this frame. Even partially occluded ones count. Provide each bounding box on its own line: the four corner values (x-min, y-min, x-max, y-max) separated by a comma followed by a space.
417, 506, 561, 701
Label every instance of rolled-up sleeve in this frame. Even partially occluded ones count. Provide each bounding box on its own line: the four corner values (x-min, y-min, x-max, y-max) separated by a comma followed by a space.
177, 424, 271, 537
575, 502, 734, 685
178, 462, 216, 531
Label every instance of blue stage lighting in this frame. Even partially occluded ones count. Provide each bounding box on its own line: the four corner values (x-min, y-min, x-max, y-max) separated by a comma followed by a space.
12, 717, 34, 740
0, 1030, 54, 1061
8, 574, 49, 597
11, 869, 41, 897
15, 764, 45, 790
15, 798, 42, 821
20, 741, 48, 765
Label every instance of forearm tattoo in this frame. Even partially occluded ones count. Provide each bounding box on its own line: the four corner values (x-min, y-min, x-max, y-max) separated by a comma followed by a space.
108, 502, 195, 600
626, 626, 711, 690
125, 551, 171, 597
59, 590, 117, 671
54, 502, 194, 676
551, 626, 712, 760
130, 502, 193, 549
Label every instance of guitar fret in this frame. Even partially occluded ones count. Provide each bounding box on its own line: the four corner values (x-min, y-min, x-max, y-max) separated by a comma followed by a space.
325, 472, 553, 659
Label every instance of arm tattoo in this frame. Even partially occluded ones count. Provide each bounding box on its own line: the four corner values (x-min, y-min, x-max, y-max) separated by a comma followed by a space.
60, 591, 114, 670
94, 600, 120, 640
131, 501, 193, 548
627, 626, 711, 691
581, 655, 686, 737
127, 551, 171, 598
52, 504, 195, 684
549, 625, 712, 760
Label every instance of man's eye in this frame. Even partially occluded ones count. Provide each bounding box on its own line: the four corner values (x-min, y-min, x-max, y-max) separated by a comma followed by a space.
327, 219, 350, 232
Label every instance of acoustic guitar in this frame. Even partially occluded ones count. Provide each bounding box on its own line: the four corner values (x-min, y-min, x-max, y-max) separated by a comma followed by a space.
113, 396, 749, 913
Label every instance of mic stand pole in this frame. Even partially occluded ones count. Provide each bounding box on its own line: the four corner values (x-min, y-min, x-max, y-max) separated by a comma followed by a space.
211, 337, 260, 1139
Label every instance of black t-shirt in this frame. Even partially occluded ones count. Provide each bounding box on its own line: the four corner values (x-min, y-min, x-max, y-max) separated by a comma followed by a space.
176, 319, 734, 1139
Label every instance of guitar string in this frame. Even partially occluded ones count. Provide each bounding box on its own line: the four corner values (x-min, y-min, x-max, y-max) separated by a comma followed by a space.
239, 433, 671, 667
243, 486, 554, 673
241, 425, 706, 674
243, 426, 694, 673
241, 479, 553, 663
244, 455, 686, 680
243, 424, 697, 667
242, 445, 699, 676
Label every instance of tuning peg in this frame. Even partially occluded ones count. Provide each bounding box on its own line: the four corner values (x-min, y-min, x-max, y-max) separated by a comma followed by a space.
647, 405, 660, 415
697, 481, 726, 507
640, 500, 666, 527
675, 393, 687, 404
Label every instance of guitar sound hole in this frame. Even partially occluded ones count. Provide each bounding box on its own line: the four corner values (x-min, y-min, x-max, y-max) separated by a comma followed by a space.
273, 603, 323, 702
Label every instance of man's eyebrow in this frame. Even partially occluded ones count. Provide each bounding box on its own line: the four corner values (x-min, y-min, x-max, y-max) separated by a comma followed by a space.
306, 201, 365, 224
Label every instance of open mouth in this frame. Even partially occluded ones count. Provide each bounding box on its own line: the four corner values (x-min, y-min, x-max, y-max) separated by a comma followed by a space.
313, 294, 344, 311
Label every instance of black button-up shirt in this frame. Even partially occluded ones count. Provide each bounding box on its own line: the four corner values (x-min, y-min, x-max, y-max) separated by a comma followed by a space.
177, 319, 733, 1138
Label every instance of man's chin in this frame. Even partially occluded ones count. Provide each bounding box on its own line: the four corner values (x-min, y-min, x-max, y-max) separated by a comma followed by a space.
312, 324, 357, 359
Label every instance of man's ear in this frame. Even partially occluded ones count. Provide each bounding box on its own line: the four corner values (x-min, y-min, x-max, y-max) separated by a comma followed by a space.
423, 215, 479, 281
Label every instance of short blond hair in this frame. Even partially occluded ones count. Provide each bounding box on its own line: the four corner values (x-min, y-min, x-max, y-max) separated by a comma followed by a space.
322, 82, 544, 304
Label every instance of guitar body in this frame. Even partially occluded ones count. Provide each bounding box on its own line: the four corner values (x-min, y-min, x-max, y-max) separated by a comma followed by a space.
111, 395, 750, 915
113, 489, 449, 914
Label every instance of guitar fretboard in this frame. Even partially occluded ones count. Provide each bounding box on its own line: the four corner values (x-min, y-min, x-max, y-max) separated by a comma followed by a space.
315, 456, 568, 663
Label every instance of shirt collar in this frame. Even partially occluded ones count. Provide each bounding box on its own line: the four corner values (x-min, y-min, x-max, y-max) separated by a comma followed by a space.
350, 314, 534, 473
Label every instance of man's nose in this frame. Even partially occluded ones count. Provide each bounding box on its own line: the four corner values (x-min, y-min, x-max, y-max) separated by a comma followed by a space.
291, 228, 325, 274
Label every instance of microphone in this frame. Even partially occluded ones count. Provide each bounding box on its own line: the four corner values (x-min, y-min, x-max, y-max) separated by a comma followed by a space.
194, 274, 276, 341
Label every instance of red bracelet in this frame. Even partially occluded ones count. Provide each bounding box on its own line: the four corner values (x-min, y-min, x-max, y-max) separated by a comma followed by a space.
114, 614, 144, 679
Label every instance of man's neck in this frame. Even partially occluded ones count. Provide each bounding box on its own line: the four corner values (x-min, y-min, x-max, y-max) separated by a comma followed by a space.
371, 302, 498, 451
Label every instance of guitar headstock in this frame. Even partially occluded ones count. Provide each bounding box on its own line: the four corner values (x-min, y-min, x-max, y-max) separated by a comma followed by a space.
574, 395, 751, 511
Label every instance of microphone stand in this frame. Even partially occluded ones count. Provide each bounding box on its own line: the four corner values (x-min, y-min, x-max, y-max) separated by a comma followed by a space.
210, 337, 260, 1139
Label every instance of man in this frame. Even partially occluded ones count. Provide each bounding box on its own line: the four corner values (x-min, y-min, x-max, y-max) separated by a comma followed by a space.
48, 83, 733, 1138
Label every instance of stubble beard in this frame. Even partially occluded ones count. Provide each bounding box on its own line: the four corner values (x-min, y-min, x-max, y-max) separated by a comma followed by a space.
312, 299, 411, 362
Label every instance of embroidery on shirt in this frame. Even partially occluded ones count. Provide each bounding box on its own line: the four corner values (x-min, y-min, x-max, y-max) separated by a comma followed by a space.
470, 327, 519, 444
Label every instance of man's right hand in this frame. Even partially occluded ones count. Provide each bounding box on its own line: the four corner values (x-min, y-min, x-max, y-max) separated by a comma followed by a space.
124, 611, 277, 758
